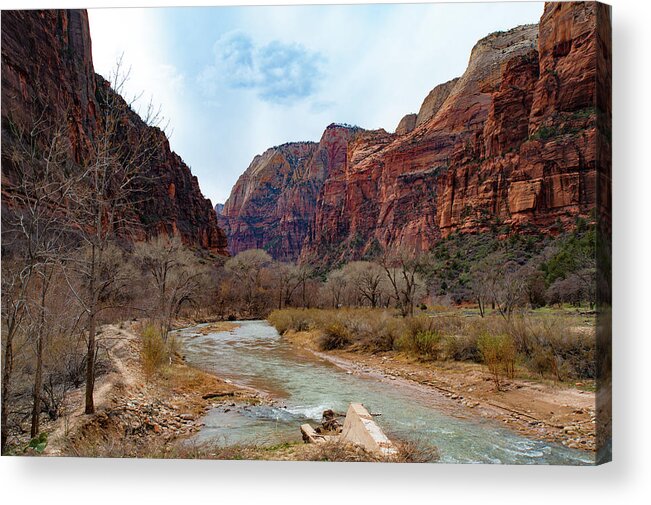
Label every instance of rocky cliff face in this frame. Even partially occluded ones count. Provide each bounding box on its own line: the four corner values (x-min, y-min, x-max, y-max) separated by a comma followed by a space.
220, 124, 363, 261
395, 113, 417, 135
219, 141, 318, 260
1, 10, 228, 254
221, 2, 610, 265
414, 77, 459, 128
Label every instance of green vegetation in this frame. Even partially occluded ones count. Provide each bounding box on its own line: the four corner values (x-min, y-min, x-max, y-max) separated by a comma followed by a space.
541, 222, 596, 285
140, 323, 180, 379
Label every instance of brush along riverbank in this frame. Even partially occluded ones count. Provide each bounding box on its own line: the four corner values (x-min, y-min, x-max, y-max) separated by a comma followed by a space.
271, 308, 597, 452
29, 321, 427, 462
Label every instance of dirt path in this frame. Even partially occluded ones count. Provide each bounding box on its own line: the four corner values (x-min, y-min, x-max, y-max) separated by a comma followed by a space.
45, 322, 260, 457
283, 332, 596, 452
45, 325, 139, 454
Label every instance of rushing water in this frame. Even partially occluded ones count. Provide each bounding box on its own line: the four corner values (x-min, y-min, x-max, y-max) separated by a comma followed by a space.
176, 320, 593, 465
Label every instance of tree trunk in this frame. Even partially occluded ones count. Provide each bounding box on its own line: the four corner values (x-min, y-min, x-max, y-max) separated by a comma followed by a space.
30, 275, 48, 437
1, 328, 15, 454
85, 246, 97, 415
30, 330, 44, 437
85, 309, 96, 414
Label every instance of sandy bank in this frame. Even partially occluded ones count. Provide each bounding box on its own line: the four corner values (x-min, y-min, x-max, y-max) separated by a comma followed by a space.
282, 330, 596, 452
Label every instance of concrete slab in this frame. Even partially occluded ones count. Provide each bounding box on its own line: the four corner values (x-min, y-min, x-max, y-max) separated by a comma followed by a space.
340, 403, 397, 456
300, 423, 326, 443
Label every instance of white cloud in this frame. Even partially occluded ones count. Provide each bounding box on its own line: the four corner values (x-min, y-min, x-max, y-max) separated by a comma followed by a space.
203, 31, 325, 104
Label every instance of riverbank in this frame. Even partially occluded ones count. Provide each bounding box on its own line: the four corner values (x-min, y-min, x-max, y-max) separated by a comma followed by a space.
43, 321, 260, 457
282, 329, 596, 452
39, 321, 421, 462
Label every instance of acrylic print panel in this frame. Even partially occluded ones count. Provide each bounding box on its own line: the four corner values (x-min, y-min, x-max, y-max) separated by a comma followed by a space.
0, 1, 611, 465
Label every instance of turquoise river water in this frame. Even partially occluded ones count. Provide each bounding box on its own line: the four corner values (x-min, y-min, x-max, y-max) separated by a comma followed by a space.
175, 320, 592, 465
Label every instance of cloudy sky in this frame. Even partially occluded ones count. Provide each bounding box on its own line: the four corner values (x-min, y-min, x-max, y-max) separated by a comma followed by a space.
88, 3, 543, 206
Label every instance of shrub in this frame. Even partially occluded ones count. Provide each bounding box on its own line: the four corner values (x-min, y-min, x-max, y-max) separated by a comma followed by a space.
318, 322, 351, 350
268, 308, 321, 334
413, 330, 443, 360
267, 310, 294, 334
403, 316, 435, 339
443, 334, 480, 362
477, 333, 517, 390
527, 344, 555, 378
526, 329, 595, 381
368, 317, 403, 352
141, 323, 170, 378
395, 316, 444, 360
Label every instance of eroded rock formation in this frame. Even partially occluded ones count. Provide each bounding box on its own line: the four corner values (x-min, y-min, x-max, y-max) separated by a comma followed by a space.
220, 2, 611, 264
1, 10, 227, 254
220, 124, 363, 260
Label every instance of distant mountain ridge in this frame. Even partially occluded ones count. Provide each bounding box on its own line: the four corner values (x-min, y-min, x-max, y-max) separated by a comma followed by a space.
220, 2, 611, 265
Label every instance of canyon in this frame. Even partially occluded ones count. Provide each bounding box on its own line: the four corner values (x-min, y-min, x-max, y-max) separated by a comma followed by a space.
1, 10, 228, 254
219, 1, 611, 265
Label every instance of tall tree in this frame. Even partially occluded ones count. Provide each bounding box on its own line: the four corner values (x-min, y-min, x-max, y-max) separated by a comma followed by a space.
1, 105, 72, 448
323, 268, 348, 309
224, 249, 273, 315
63, 62, 165, 414
341, 261, 386, 308
135, 235, 208, 337
381, 249, 425, 317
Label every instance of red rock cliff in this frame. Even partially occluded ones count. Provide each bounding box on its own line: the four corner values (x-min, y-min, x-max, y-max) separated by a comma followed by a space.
219, 141, 318, 260
220, 124, 363, 261
221, 2, 611, 264
1, 9, 228, 254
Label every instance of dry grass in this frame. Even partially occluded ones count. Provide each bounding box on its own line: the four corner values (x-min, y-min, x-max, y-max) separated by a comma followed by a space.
269, 308, 596, 381
64, 428, 438, 462
140, 322, 183, 379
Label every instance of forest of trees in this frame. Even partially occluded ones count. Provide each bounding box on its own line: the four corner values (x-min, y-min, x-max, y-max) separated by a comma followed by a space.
213, 219, 597, 320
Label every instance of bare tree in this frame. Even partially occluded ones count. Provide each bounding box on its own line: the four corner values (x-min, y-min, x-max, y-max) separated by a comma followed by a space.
323, 268, 348, 309
135, 235, 208, 336
224, 249, 273, 315
295, 264, 314, 308
62, 61, 166, 414
470, 254, 503, 317
1, 105, 73, 447
381, 249, 425, 317
270, 263, 301, 310
341, 261, 387, 308
470, 252, 527, 320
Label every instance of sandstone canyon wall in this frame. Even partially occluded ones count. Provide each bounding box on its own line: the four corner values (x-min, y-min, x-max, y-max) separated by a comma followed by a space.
219, 2, 611, 265
1, 10, 228, 254
219, 124, 365, 260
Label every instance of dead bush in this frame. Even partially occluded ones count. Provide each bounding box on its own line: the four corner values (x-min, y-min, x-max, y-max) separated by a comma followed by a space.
477, 333, 517, 390
318, 322, 351, 350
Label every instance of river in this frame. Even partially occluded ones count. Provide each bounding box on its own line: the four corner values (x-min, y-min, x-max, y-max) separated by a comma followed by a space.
175, 320, 592, 464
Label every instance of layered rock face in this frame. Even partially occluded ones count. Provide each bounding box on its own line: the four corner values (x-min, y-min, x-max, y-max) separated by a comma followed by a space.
219, 141, 318, 260
414, 77, 459, 128
1, 10, 227, 254
220, 124, 363, 261
395, 113, 417, 135
223, 2, 610, 265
